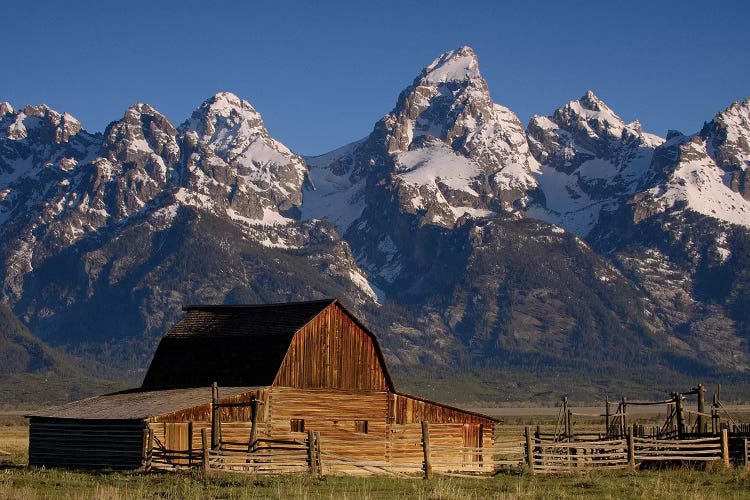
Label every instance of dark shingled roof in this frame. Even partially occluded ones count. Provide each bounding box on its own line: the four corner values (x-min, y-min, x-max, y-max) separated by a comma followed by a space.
27, 387, 259, 420
141, 299, 337, 390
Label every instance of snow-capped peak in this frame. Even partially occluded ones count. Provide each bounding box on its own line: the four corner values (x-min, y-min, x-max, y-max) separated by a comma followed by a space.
421, 46, 481, 84
706, 98, 750, 171
579, 90, 609, 112
556, 91, 630, 138
178, 92, 308, 217
0, 102, 13, 116
181, 92, 264, 140
3, 104, 83, 143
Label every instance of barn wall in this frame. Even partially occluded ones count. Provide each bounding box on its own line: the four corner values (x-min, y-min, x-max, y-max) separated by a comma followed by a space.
151, 389, 267, 423
29, 418, 146, 470
266, 386, 389, 460
145, 388, 496, 471
386, 422, 485, 466
273, 305, 389, 391
389, 393, 495, 448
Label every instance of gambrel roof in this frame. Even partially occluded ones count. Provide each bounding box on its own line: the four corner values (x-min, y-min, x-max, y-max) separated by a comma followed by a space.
140, 299, 394, 391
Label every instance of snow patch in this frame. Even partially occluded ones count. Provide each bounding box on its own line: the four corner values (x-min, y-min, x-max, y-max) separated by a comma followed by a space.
348, 268, 381, 303
648, 140, 750, 227
396, 143, 482, 196
423, 47, 480, 84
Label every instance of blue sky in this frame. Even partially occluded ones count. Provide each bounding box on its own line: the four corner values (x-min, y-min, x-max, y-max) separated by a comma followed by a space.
3, 1, 749, 155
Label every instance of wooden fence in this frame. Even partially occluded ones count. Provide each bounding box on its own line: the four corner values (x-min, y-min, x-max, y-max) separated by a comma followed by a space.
525, 426, 730, 474
148, 422, 748, 477
196, 421, 520, 478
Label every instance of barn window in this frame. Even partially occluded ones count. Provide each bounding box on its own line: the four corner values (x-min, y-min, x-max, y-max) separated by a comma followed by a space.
290, 419, 305, 432
354, 420, 368, 434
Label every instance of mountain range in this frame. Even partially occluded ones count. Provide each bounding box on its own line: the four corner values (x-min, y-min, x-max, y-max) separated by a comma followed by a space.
2, 46, 749, 403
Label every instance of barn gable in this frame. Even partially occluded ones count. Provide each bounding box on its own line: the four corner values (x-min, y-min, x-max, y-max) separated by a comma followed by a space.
273, 300, 392, 391
141, 299, 393, 391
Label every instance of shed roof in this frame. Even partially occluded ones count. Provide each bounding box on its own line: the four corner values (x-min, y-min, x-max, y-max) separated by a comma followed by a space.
27, 386, 259, 420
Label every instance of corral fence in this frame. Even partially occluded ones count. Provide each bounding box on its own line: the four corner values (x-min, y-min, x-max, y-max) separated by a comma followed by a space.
150, 421, 526, 478
524, 425, 733, 474
145, 423, 750, 477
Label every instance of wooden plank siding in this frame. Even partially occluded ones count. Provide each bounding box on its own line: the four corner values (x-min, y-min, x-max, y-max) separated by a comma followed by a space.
29, 418, 146, 470
266, 387, 389, 461
151, 389, 268, 423
390, 393, 496, 426
273, 305, 389, 391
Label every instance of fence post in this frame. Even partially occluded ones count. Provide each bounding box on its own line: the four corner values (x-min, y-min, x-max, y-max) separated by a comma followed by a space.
477, 424, 484, 468
211, 382, 220, 450
422, 420, 432, 479
744, 438, 748, 468
721, 428, 730, 467
307, 429, 318, 477
605, 396, 611, 438
315, 431, 323, 477
627, 424, 635, 469
697, 384, 706, 434
201, 428, 210, 474
187, 422, 193, 467
247, 397, 259, 454
675, 393, 684, 439
524, 426, 534, 473
141, 427, 152, 471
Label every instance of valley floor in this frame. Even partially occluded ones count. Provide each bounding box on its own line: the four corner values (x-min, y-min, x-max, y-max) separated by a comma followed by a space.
3, 425, 750, 499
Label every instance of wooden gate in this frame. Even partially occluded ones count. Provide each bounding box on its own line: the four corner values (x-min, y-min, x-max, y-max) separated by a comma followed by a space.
164, 423, 191, 466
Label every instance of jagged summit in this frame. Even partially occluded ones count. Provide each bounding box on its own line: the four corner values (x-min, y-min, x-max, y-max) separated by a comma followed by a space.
1, 103, 84, 143
421, 46, 481, 84
526, 91, 665, 236
551, 91, 634, 141
579, 90, 606, 110
181, 92, 264, 138
304, 45, 538, 238
706, 98, 750, 172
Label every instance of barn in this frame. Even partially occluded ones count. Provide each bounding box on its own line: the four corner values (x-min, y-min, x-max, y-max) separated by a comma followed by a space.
28, 299, 499, 473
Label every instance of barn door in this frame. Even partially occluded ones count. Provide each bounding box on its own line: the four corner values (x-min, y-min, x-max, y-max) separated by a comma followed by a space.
462, 424, 483, 463
164, 423, 191, 465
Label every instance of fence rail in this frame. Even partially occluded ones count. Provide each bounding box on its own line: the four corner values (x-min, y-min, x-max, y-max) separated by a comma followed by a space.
525, 425, 729, 474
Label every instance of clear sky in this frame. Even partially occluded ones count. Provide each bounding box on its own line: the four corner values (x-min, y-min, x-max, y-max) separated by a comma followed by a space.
3, 1, 749, 155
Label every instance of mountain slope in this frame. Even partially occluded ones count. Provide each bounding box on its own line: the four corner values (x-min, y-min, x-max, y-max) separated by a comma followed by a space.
0, 304, 126, 405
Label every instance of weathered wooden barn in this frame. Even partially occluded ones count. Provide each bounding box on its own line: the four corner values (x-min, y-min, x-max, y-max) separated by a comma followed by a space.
28, 299, 498, 473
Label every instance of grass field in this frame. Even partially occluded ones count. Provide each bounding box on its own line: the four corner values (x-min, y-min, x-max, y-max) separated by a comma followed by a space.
3, 424, 750, 499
